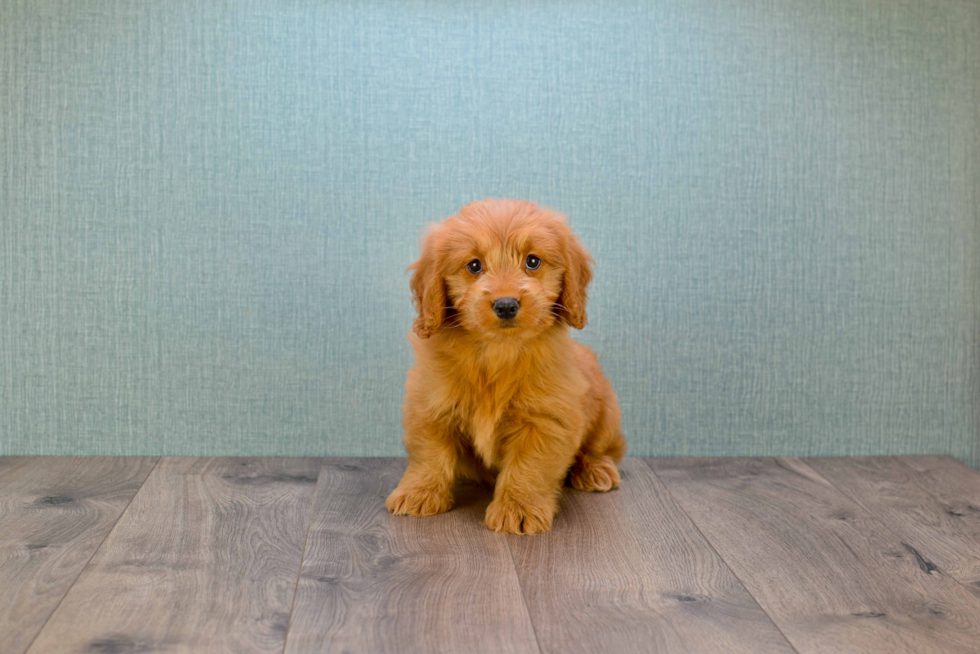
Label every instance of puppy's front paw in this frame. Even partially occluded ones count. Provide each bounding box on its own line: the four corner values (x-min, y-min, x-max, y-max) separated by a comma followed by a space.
385, 484, 453, 516
484, 497, 554, 534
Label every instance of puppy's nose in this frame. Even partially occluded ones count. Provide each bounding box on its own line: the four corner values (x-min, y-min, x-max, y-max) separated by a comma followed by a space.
492, 297, 520, 320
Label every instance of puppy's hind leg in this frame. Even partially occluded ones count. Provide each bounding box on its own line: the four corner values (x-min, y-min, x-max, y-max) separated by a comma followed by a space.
568, 400, 625, 493
567, 453, 621, 492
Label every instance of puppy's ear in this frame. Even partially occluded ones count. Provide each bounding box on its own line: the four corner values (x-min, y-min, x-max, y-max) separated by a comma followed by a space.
556, 222, 594, 330
409, 227, 447, 339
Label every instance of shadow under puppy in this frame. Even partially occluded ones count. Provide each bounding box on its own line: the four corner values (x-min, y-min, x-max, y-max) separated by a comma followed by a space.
386, 199, 626, 534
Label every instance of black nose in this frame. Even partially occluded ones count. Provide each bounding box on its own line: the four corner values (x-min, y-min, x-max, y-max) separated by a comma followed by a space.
492, 297, 520, 320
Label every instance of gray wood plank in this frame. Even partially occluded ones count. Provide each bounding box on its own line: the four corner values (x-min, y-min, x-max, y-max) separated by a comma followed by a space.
284, 458, 539, 654
28, 457, 320, 654
807, 456, 980, 598
0, 456, 157, 654
508, 459, 795, 654
901, 456, 980, 517
648, 457, 980, 654
903, 456, 980, 592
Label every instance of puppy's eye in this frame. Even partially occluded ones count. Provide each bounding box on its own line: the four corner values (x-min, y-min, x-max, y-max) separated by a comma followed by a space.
467, 259, 482, 274
525, 255, 541, 270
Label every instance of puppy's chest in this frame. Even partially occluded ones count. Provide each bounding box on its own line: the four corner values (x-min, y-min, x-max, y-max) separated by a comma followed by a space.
453, 381, 521, 467
467, 415, 502, 468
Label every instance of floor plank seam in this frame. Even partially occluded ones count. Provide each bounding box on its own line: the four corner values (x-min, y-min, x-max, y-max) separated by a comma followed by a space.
504, 536, 544, 654
21, 456, 162, 654
640, 459, 803, 654
802, 456, 971, 593
280, 459, 324, 654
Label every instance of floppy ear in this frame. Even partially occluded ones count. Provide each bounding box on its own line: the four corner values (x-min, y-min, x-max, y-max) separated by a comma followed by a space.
409, 228, 447, 339
556, 223, 594, 330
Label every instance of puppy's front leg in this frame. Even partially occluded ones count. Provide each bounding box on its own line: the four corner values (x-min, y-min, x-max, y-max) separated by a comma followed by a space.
386, 416, 458, 517
484, 422, 577, 534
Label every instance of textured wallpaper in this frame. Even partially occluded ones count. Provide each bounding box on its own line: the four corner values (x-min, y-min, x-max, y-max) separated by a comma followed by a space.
1, 0, 978, 466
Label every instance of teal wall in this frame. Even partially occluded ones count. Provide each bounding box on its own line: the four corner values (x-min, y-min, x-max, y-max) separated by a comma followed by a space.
2, 0, 978, 466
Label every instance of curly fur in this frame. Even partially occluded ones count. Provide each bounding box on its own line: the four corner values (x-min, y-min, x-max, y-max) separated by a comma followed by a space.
386, 199, 626, 534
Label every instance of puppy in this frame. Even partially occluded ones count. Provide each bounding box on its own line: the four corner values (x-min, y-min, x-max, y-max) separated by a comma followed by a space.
386, 199, 626, 534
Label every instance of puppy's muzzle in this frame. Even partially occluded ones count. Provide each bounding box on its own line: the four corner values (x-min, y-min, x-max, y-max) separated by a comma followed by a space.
492, 297, 520, 320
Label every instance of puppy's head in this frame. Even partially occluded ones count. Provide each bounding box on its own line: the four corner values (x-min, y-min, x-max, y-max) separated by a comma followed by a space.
410, 199, 593, 341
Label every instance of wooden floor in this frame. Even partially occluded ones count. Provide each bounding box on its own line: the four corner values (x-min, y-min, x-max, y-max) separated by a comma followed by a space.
1, 457, 979, 653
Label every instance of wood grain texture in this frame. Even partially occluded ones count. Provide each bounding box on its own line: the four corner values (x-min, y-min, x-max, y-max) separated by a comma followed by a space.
648, 457, 980, 654
508, 459, 794, 654
0, 456, 157, 654
284, 458, 539, 654
901, 456, 980, 509
27, 457, 320, 654
806, 456, 980, 598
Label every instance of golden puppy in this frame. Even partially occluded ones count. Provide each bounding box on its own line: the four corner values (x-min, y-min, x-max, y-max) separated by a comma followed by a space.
386, 199, 625, 534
